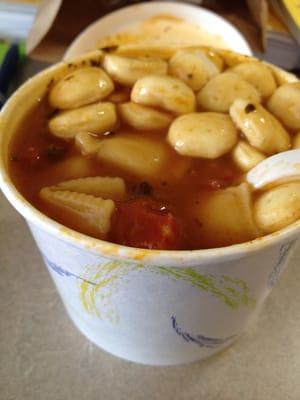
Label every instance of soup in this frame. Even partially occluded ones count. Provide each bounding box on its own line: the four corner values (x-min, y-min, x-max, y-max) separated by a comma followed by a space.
8, 47, 300, 250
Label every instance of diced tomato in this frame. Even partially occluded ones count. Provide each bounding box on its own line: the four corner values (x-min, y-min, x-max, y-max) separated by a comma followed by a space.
110, 199, 182, 250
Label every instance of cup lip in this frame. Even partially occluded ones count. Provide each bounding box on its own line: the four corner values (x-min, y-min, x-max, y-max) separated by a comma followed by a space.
64, 1, 252, 60
0, 49, 299, 266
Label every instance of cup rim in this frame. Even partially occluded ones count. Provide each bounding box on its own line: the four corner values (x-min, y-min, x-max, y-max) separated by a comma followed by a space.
0, 49, 299, 266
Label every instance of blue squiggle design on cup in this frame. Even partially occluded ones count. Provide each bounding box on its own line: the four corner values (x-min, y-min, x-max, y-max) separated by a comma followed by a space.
171, 316, 237, 348
44, 257, 96, 286
268, 241, 296, 288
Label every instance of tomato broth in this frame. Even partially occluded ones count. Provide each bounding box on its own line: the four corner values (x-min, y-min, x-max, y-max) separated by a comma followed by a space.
9, 99, 243, 249
8, 48, 300, 250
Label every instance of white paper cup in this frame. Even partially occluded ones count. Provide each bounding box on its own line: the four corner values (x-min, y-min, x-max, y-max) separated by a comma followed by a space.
0, 50, 299, 366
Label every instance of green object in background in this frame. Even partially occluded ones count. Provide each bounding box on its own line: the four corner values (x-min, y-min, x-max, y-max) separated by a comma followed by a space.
0, 41, 25, 108
0, 41, 8, 64
0, 41, 25, 65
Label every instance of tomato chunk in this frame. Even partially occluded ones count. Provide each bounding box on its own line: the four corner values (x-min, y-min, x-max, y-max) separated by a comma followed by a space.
110, 199, 182, 250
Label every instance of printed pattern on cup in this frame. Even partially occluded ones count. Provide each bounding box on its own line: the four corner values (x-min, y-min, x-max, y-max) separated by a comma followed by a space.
44, 257, 256, 322
171, 315, 238, 348
45, 257, 96, 285
268, 241, 296, 288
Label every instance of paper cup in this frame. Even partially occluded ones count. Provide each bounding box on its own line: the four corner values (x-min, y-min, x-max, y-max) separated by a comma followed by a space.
0, 50, 299, 366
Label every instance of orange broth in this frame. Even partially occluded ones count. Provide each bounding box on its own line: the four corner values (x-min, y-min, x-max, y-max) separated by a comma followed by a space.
8, 96, 244, 250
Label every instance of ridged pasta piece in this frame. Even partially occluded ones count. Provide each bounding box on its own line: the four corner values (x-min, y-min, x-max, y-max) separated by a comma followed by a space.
40, 188, 115, 239
52, 176, 126, 201
197, 72, 261, 112
192, 183, 260, 247
118, 102, 173, 131
102, 54, 168, 86
232, 141, 266, 172
48, 102, 117, 139
131, 75, 196, 114
169, 49, 220, 91
254, 182, 300, 233
230, 99, 291, 155
168, 112, 237, 158
230, 61, 276, 98
49, 67, 114, 109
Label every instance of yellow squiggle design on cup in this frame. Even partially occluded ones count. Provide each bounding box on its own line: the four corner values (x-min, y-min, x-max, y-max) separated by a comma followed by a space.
157, 267, 256, 309
79, 261, 143, 323
79, 261, 256, 322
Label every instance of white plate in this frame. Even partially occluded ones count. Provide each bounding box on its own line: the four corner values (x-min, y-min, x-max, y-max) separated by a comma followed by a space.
64, 1, 252, 60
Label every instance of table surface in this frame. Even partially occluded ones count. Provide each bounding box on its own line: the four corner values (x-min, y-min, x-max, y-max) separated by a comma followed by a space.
1, 60, 300, 400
